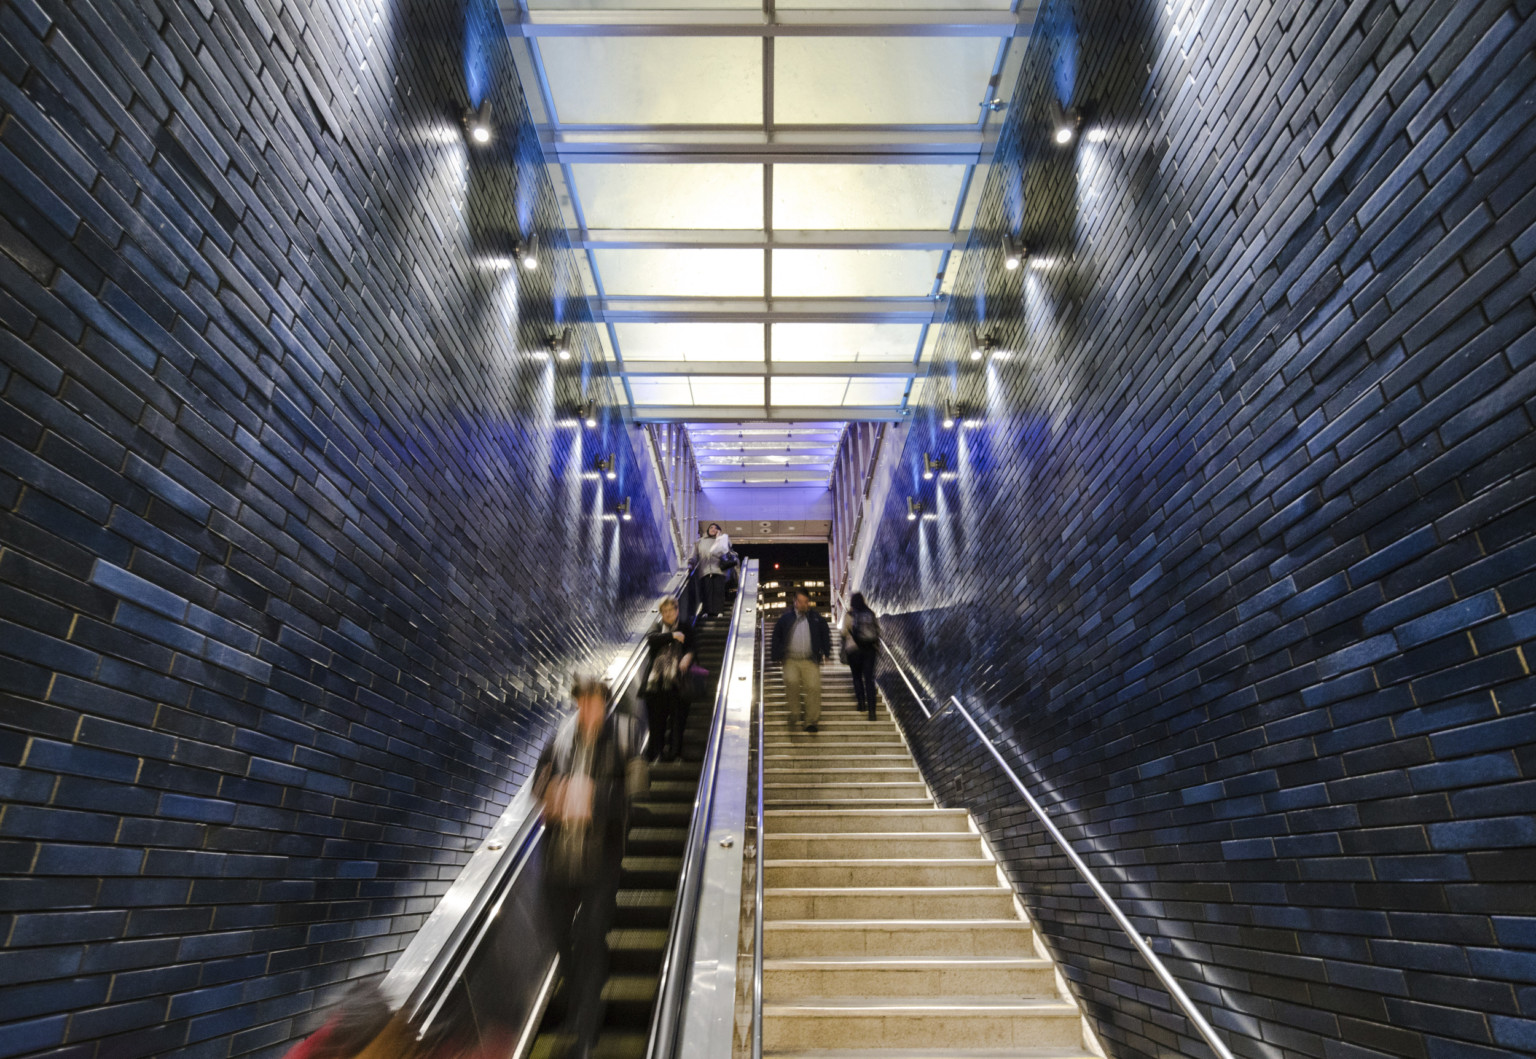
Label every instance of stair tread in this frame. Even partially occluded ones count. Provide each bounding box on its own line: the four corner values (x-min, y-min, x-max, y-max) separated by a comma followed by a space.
767, 919, 1029, 930
765, 886, 1011, 895
764, 997, 1079, 1013
765, 956, 1050, 968
764, 1050, 1095, 1058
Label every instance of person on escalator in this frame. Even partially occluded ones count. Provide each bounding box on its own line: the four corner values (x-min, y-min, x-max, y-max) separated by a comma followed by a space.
693, 523, 731, 617
642, 596, 695, 762
771, 588, 832, 733
533, 676, 646, 1059
840, 593, 882, 720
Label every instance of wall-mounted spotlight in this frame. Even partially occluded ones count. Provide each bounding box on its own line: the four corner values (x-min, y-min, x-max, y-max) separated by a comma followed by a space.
942, 402, 957, 430
970, 334, 995, 362
617, 497, 632, 522
923, 453, 945, 481
463, 99, 493, 144
1003, 235, 1025, 271
548, 329, 572, 361
907, 497, 923, 522
515, 233, 539, 271
596, 454, 617, 481
576, 401, 598, 428
1049, 98, 1081, 145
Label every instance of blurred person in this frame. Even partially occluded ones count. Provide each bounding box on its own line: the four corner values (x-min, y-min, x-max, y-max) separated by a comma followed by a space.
771, 588, 831, 732
693, 523, 731, 617
281, 979, 392, 1059
642, 597, 695, 762
533, 676, 645, 1059
840, 593, 882, 720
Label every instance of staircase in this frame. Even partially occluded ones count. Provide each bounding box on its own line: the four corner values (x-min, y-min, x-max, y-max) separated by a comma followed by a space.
532, 613, 732, 1059
759, 661, 1095, 1059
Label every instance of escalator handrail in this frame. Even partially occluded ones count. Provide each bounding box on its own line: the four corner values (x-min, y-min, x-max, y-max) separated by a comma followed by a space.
645, 563, 753, 1059
381, 560, 699, 1024
750, 618, 766, 1059
873, 642, 1236, 1059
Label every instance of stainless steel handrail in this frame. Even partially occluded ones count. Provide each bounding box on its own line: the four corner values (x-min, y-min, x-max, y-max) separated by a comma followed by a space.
943, 693, 1236, 1059
751, 622, 766, 1059
879, 639, 932, 719
645, 570, 752, 1059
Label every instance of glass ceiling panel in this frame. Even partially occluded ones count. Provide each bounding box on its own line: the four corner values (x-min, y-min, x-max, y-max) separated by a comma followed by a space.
775, 38, 1004, 125
775, 0, 1010, 7
528, 0, 757, 8
844, 377, 912, 405
771, 323, 924, 362
538, 38, 761, 124
631, 376, 765, 405
771, 377, 853, 406
571, 164, 764, 229
615, 323, 765, 362
595, 249, 764, 297
772, 249, 943, 298
774, 165, 967, 230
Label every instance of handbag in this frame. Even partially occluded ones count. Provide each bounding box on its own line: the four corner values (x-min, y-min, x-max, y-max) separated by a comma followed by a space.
718, 549, 740, 571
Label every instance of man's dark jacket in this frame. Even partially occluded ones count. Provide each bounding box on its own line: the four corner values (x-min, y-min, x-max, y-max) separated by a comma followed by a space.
771, 607, 832, 663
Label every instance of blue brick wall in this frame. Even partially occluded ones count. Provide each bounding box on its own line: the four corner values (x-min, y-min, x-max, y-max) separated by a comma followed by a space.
0, 0, 674, 1055
863, 1, 1536, 1057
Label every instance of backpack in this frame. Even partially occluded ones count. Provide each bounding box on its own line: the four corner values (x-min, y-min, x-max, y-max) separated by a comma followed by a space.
850, 610, 879, 647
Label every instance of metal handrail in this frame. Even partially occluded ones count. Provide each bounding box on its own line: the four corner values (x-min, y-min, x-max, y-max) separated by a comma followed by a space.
751, 622, 766, 1059
645, 571, 752, 1059
879, 640, 933, 719
942, 693, 1236, 1059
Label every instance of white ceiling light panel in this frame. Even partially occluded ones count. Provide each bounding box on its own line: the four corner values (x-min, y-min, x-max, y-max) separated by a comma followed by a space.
571, 164, 764, 229
774, 165, 968, 229
595, 249, 765, 297
775, 37, 1005, 124
614, 323, 765, 362
771, 323, 925, 362
538, 37, 761, 124
771, 249, 943, 298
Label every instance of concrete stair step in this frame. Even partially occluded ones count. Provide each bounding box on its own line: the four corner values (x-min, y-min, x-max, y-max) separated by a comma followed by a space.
764, 855, 997, 888
765, 798, 934, 811
764, 832, 989, 860
764, 886, 1018, 920
762, 1051, 1094, 1059
761, 997, 1083, 1050
764, 733, 907, 746
762, 742, 909, 757
763, 956, 1058, 998
765, 768, 924, 785
764, 809, 972, 834
764, 919, 1031, 957
765, 782, 929, 801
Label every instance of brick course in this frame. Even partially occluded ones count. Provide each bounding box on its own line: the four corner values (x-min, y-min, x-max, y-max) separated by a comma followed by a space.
0, 0, 672, 1055
859, 1, 1536, 1057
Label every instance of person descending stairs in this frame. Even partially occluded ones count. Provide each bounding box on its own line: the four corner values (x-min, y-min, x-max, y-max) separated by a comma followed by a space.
758, 661, 1096, 1058
532, 615, 733, 1059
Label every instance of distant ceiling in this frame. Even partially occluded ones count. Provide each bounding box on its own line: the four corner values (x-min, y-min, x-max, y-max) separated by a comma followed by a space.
502, 0, 1036, 481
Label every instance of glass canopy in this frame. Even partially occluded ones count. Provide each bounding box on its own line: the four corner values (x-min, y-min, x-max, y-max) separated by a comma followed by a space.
505, 1, 1034, 482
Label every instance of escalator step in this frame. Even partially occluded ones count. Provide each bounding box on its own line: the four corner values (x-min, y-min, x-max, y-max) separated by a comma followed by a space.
600, 973, 659, 1024
592, 1032, 648, 1059
640, 781, 697, 801
625, 827, 687, 854
607, 928, 668, 972
629, 803, 690, 826
620, 855, 683, 888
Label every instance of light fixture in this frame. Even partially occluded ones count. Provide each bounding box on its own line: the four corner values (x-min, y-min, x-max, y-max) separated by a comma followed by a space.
923, 453, 945, 481
907, 497, 922, 522
549, 329, 571, 361
1003, 235, 1025, 271
1049, 98, 1080, 145
463, 99, 493, 144
942, 402, 957, 430
516, 233, 539, 271
617, 497, 632, 521
970, 334, 994, 362
596, 454, 617, 481
576, 401, 598, 428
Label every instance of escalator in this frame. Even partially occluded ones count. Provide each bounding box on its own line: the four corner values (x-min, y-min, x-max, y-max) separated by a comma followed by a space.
377, 564, 758, 1059
529, 616, 732, 1059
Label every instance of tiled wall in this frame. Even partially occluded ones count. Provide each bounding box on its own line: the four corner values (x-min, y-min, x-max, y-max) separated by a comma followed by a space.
863, 1, 1536, 1057
0, 0, 676, 1055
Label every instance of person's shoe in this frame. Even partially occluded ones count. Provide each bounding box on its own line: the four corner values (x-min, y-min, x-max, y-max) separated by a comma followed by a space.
805, 724, 818, 733
867, 713, 876, 721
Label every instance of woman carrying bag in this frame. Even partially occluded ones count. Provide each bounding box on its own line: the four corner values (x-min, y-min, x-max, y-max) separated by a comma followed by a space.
840, 592, 882, 720
693, 523, 734, 618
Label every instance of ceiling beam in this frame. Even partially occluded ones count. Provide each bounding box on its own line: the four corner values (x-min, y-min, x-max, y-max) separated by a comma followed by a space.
576, 229, 965, 251
507, 7, 1032, 38
597, 297, 944, 324
546, 129, 985, 165
632, 405, 909, 422
618, 361, 922, 377
697, 469, 834, 483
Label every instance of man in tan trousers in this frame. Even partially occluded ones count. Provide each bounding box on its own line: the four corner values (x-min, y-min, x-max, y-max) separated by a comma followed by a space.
770, 588, 832, 732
